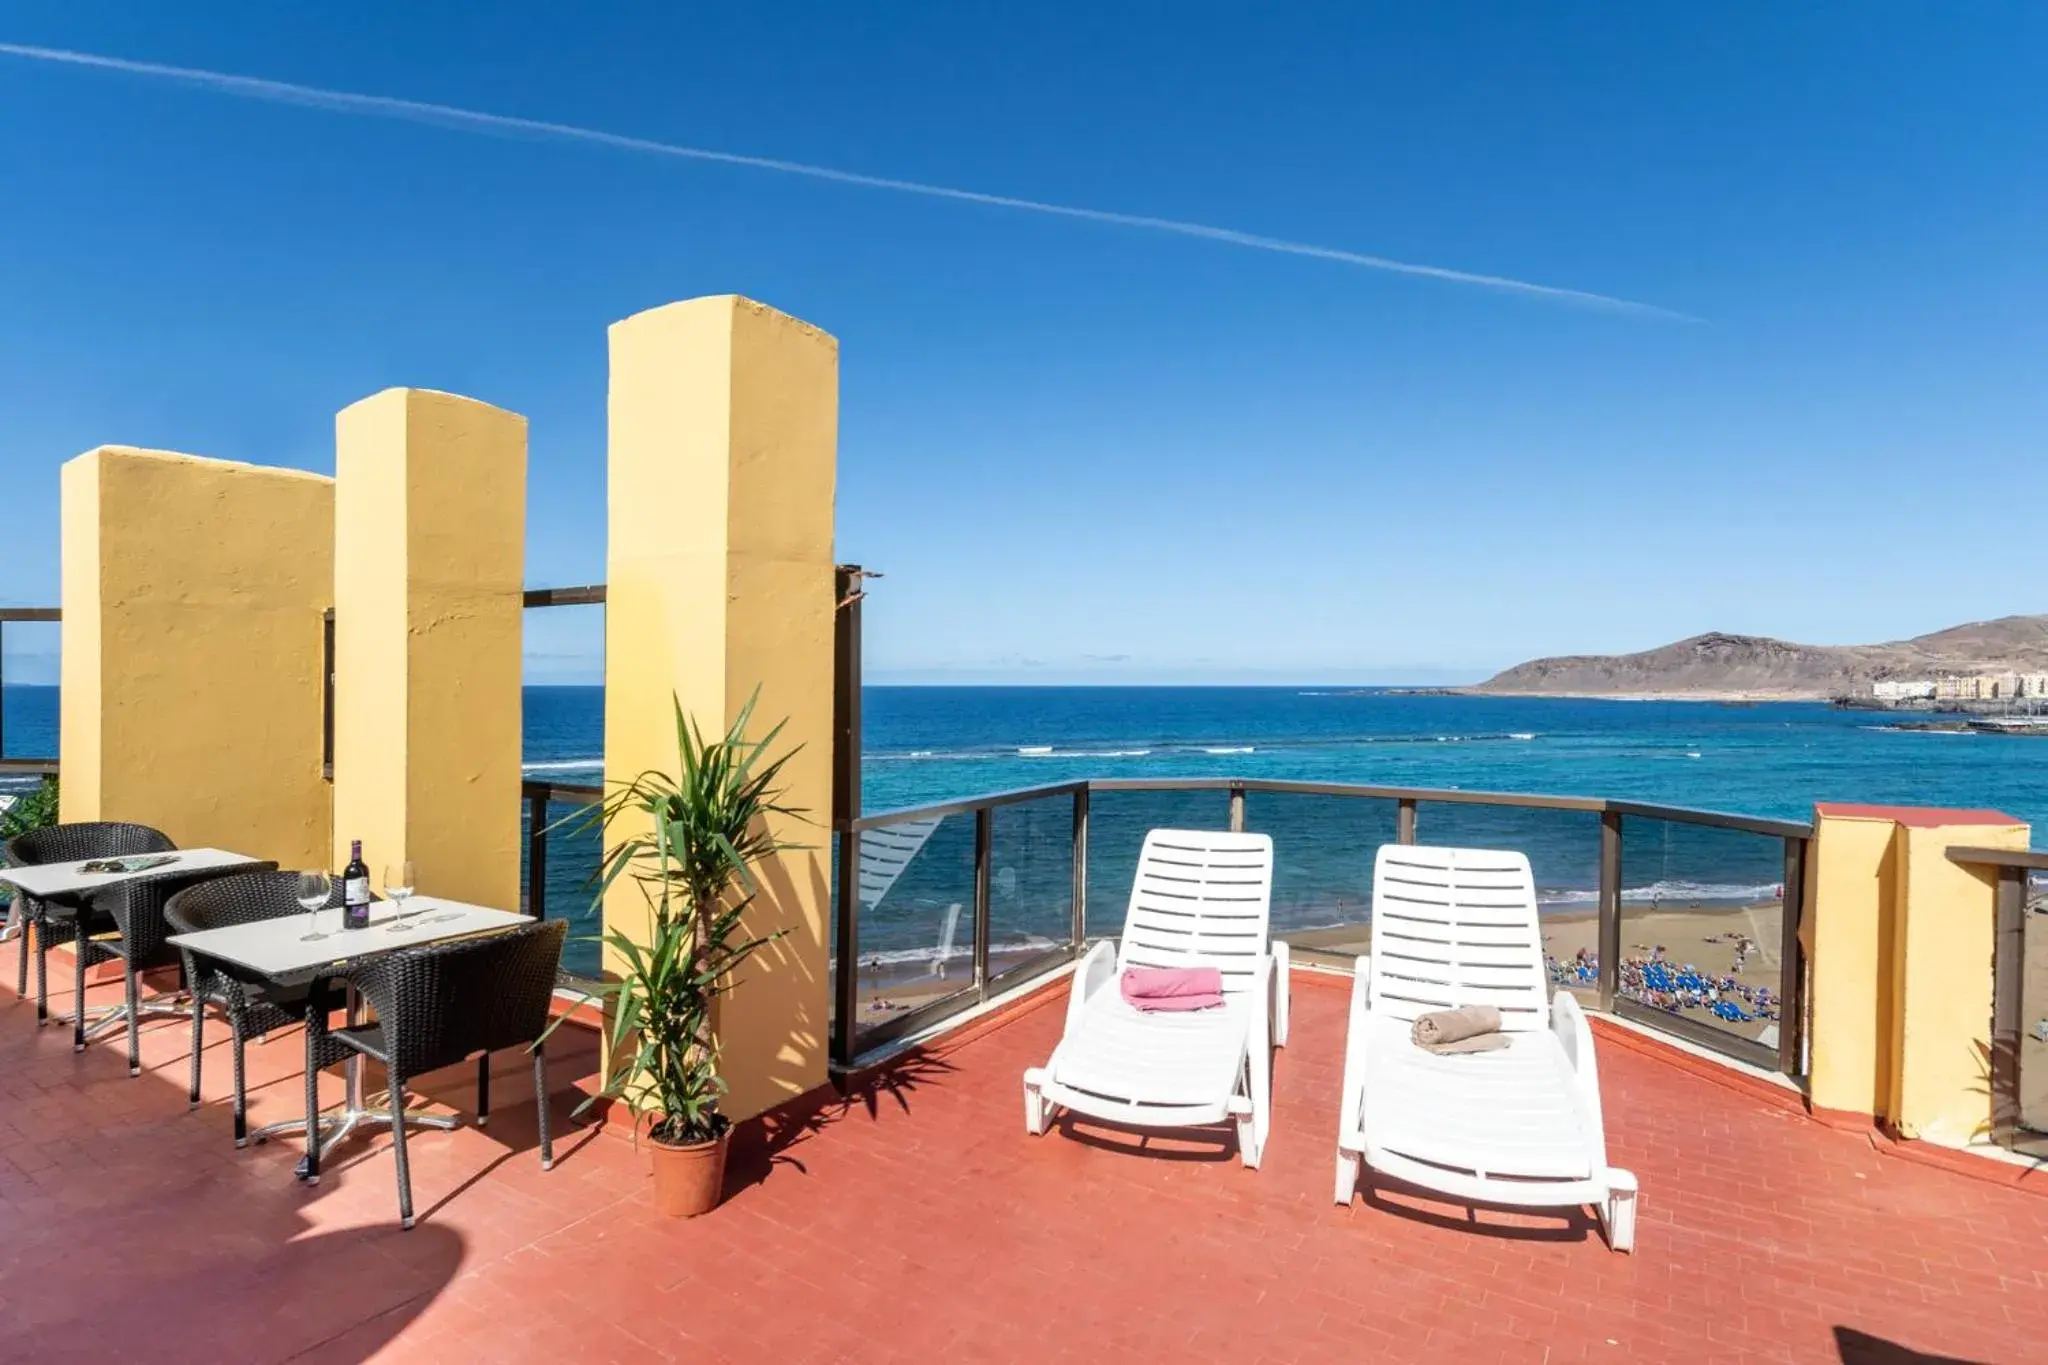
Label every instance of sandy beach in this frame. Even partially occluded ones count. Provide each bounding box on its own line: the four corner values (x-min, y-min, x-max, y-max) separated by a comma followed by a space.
1543, 899, 1785, 1044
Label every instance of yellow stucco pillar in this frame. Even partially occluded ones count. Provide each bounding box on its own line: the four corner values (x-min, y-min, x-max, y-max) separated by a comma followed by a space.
331, 389, 526, 908
605, 295, 838, 1122
1802, 805, 1901, 1125
59, 447, 333, 867
1804, 803, 2029, 1146
1891, 813, 2028, 1145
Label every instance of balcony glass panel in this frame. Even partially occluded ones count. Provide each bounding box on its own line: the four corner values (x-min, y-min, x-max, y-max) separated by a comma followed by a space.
1242, 791, 1397, 960
519, 795, 604, 980
987, 793, 1076, 985
1083, 788, 1231, 941
1618, 816, 1790, 1051
847, 811, 979, 1045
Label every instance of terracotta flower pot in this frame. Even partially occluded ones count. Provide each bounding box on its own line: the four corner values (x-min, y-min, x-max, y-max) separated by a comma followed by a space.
647, 1126, 729, 1218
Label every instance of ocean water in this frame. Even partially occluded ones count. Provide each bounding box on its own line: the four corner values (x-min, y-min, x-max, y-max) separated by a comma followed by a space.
8, 684, 2048, 975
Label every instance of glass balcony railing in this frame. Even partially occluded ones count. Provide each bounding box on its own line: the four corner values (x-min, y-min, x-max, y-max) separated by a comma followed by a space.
518, 783, 604, 981
986, 792, 1078, 989
1082, 785, 1231, 941
1242, 788, 1398, 961
831, 778, 1813, 1074
1615, 815, 1792, 1055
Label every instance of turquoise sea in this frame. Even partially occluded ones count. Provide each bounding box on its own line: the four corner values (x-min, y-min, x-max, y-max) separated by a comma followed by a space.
7, 684, 2046, 978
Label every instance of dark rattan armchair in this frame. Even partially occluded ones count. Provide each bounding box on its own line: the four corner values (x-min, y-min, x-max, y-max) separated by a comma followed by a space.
165, 870, 352, 1146
305, 918, 567, 1228
87, 859, 279, 1072
5, 822, 173, 1033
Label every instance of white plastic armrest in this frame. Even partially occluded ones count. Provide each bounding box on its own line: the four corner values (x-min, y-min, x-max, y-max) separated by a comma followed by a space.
1247, 951, 1272, 1055
1270, 941, 1291, 1047
1551, 990, 1609, 1163
1336, 956, 1373, 1145
1065, 939, 1118, 1039
1551, 989, 1595, 1080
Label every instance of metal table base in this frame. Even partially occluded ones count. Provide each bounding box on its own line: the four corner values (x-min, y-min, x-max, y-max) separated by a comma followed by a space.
57, 992, 192, 1049
239, 983, 462, 1183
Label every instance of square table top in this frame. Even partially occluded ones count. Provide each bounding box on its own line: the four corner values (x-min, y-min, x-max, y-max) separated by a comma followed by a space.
166, 895, 535, 983
0, 847, 261, 900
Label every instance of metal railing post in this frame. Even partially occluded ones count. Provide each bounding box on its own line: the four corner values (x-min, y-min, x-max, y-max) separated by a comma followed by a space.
1228, 784, 1246, 833
1071, 785, 1089, 953
1598, 810, 1623, 1013
0, 616, 7, 760
1991, 865, 2027, 1147
1778, 835, 1808, 1076
973, 807, 992, 1001
830, 564, 864, 1067
1396, 798, 1417, 845
525, 788, 549, 918
833, 826, 860, 1067
832, 565, 864, 829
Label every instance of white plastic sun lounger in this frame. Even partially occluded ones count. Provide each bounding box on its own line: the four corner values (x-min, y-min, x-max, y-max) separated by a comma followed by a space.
1023, 829, 1288, 1168
1334, 844, 1637, 1251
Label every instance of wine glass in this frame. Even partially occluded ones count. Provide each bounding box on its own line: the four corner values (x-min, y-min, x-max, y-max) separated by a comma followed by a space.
296, 871, 333, 942
383, 861, 417, 932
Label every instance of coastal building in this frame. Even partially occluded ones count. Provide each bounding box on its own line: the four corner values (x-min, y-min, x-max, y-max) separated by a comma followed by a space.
1932, 672, 2023, 701
2022, 672, 2048, 698
1871, 679, 1935, 701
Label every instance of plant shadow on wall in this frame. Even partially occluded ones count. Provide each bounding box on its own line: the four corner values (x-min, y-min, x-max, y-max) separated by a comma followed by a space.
547, 690, 805, 1217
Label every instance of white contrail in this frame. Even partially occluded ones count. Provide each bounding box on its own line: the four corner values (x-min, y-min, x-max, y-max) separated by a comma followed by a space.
0, 41, 1694, 319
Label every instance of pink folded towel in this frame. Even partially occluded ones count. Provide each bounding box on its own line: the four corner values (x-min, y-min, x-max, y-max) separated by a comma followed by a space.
1120, 966, 1226, 1012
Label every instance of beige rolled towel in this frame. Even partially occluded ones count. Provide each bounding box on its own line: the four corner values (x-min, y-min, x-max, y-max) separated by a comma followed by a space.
1410, 1004, 1506, 1054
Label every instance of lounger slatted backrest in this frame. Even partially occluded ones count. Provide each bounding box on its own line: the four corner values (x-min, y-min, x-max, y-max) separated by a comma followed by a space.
857, 817, 945, 910
1117, 829, 1274, 997
1368, 844, 1548, 1030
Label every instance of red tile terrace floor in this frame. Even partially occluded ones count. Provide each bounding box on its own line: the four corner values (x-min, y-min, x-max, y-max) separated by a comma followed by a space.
2, 941, 2045, 1365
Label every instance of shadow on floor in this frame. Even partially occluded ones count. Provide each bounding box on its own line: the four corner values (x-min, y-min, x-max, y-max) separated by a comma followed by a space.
725, 1045, 963, 1194
0, 940, 470, 1361
1357, 1172, 1598, 1246
1049, 1112, 1243, 1163
1834, 1327, 1988, 1365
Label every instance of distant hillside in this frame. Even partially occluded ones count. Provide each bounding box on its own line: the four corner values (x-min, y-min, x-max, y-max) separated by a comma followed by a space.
1473, 615, 2048, 700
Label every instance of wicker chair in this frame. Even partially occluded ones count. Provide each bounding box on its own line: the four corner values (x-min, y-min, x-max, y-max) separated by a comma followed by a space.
305, 918, 567, 1228
88, 859, 280, 1073
165, 871, 352, 1146
5, 822, 174, 1030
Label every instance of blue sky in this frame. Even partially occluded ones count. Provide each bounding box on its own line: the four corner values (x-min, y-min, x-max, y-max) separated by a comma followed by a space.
1, 3, 2043, 685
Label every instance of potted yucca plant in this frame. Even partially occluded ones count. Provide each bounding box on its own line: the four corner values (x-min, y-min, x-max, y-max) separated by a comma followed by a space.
574, 693, 801, 1217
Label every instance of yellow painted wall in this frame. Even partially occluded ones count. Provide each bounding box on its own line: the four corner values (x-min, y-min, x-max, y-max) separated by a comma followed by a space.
1804, 803, 2031, 1146
59, 447, 334, 868
1891, 819, 2028, 1145
606, 295, 838, 1122
1803, 809, 1899, 1122
332, 389, 526, 907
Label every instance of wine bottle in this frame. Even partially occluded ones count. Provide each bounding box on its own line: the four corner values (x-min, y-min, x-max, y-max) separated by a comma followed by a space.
343, 839, 372, 930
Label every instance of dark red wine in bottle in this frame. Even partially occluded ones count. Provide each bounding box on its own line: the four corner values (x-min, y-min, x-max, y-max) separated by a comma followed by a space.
343, 840, 372, 929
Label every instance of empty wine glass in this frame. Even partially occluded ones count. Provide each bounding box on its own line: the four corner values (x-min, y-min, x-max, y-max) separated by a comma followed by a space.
296, 871, 332, 942
383, 861, 417, 932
